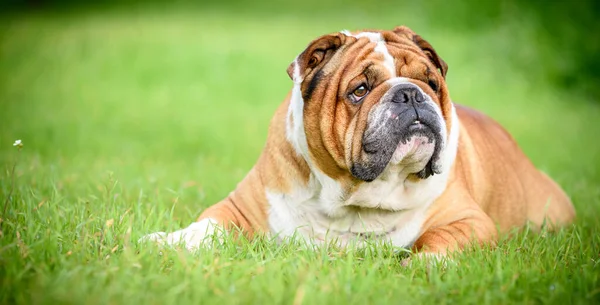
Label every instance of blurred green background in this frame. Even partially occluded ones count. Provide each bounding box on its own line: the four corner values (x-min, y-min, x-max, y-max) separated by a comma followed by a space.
1, 0, 599, 304
1, 0, 599, 221
1, 0, 599, 222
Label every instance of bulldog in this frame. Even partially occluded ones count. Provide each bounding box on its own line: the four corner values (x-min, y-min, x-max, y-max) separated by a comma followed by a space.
141, 26, 576, 257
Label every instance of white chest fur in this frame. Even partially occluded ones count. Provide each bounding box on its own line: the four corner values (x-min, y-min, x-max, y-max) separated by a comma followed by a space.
266, 159, 451, 248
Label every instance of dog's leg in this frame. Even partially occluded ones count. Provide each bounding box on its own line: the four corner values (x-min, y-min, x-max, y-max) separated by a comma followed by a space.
139, 217, 221, 251
140, 168, 268, 251
411, 200, 498, 263
415, 217, 496, 254
140, 198, 259, 251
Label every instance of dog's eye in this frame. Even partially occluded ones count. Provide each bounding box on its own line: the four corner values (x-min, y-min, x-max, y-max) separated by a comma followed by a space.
427, 79, 439, 92
353, 85, 368, 97
350, 84, 369, 103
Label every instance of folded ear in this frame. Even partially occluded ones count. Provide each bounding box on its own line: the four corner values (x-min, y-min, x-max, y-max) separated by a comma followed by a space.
393, 26, 448, 78
287, 33, 345, 82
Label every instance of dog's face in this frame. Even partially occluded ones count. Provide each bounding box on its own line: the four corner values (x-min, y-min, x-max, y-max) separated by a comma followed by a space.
287, 26, 453, 183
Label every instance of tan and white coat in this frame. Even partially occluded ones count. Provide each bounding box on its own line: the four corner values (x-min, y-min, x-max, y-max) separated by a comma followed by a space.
142, 26, 575, 257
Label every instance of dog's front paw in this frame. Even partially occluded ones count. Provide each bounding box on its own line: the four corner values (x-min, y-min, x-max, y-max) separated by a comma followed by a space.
139, 218, 220, 251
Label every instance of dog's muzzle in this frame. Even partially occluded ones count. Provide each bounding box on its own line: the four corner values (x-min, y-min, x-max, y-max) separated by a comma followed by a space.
352, 83, 445, 182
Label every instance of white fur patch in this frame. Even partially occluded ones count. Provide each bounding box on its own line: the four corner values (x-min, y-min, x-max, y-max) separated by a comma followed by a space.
353, 31, 384, 42
374, 40, 396, 77
286, 60, 310, 158
139, 218, 220, 251
341, 31, 396, 77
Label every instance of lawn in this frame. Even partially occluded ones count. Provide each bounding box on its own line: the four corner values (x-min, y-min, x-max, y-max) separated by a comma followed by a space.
1, 2, 599, 304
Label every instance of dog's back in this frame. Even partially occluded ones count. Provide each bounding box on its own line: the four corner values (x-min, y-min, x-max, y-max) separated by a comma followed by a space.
455, 104, 575, 232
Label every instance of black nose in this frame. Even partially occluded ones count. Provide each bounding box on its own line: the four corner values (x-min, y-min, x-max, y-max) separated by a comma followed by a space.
391, 84, 425, 104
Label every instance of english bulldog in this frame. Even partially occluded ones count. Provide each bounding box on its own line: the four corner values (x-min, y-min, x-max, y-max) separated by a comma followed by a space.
141, 26, 576, 258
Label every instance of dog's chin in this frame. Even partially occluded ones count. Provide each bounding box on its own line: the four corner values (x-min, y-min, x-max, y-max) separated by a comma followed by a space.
390, 135, 435, 167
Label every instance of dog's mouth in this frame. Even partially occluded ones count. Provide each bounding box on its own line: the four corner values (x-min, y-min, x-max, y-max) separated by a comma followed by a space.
395, 120, 440, 179
352, 114, 444, 182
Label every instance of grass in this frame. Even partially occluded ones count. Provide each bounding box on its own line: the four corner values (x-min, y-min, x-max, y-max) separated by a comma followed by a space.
1, 2, 599, 304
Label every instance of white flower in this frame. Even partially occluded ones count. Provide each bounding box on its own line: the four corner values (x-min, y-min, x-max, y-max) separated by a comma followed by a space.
13, 139, 23, 148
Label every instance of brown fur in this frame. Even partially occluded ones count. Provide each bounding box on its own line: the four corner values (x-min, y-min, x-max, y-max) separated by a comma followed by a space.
413, 105, 575, 254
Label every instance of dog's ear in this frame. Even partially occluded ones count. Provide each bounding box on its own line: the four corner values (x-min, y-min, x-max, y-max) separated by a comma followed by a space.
393, 26, 448, 79
287, 33, 345, 82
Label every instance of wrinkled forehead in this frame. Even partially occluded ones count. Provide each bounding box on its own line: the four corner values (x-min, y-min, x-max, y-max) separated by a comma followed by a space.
339, 30, 397, 76
335, 30, 431, 79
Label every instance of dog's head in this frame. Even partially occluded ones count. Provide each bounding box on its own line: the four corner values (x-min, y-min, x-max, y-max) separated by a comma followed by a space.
286, 26, 453, 183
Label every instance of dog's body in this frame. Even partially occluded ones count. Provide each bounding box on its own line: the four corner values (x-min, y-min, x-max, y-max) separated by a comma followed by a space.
143, 27, 575, 256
